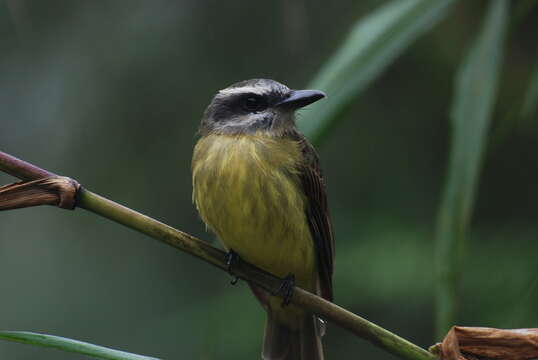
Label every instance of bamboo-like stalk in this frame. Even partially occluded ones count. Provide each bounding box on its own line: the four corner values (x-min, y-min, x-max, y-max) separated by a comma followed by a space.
0, 150, 436, 360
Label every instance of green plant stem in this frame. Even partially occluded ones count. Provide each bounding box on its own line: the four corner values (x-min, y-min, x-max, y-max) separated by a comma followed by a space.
79, 187, 435, 360
0, 150, 436, 360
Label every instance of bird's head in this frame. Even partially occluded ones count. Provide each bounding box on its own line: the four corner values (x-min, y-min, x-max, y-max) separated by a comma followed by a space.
199, 79, 325, 136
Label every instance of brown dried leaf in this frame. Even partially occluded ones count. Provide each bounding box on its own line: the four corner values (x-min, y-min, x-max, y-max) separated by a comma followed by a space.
434, 326, 538, 360
0, 176, 79, 210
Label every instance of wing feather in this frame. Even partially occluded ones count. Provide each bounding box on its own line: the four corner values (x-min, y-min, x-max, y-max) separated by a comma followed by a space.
292, 132, 335, 301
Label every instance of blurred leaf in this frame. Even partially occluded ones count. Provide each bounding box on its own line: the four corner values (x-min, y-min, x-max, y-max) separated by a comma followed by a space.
434, 0, 508, 340
520, 58, 538, 123
0, 331, 160, 360
299, 0, 456, 145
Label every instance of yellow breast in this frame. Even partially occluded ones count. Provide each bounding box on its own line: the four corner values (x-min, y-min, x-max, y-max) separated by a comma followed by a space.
192, 133, 316, 291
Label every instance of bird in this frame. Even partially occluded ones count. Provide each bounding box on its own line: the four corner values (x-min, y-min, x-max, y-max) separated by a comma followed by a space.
192, 79, 334, 359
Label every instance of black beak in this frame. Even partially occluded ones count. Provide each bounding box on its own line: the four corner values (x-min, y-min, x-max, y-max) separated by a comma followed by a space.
276, 89, 326, 109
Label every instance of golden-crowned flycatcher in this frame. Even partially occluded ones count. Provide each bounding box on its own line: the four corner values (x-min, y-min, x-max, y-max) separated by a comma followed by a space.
192, 79, 334, 360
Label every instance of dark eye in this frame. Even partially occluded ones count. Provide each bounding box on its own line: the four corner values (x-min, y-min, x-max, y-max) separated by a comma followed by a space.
241, 95, 266, 112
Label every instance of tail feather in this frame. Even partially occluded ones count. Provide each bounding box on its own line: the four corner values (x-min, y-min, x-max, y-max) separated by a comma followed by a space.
263, 308, 324, 360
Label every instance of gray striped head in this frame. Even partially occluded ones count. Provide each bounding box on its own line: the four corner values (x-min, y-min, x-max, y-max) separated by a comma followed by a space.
200, 79, 325, 136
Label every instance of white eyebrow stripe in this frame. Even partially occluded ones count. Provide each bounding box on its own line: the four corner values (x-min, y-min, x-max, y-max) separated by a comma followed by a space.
218, 86, 266, 96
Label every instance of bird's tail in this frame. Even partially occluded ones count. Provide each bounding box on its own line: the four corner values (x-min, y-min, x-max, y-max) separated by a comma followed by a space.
262, 307, 324, 360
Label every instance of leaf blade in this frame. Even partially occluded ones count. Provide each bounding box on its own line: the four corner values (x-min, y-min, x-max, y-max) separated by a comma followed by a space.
520, 57, 538, 123
0, 331, 161, 360
299, 0, 456, 145
434, 0, 508, 339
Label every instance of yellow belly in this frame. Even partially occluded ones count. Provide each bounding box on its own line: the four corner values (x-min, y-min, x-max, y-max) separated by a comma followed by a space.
192, 134, 317, 306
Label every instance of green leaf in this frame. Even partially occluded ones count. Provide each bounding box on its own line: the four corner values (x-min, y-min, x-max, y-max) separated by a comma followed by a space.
434, 0, 508, 339
0, 331, 160, 360
299, 0, 456, 145
520, 57, 538, 123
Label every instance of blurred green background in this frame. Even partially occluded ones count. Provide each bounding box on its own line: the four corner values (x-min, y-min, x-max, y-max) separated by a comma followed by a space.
1, 0, 537, 359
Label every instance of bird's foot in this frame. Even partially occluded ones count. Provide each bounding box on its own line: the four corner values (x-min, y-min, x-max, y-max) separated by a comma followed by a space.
225, 249, 240, 285
276, 273, 295, 307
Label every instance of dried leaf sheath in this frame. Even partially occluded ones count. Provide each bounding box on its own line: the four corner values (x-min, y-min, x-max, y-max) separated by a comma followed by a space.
431, 326, 538, 360
0, 176, 79, 210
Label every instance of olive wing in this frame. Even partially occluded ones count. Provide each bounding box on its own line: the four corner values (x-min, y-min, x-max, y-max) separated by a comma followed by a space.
296, 135, 335, 301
